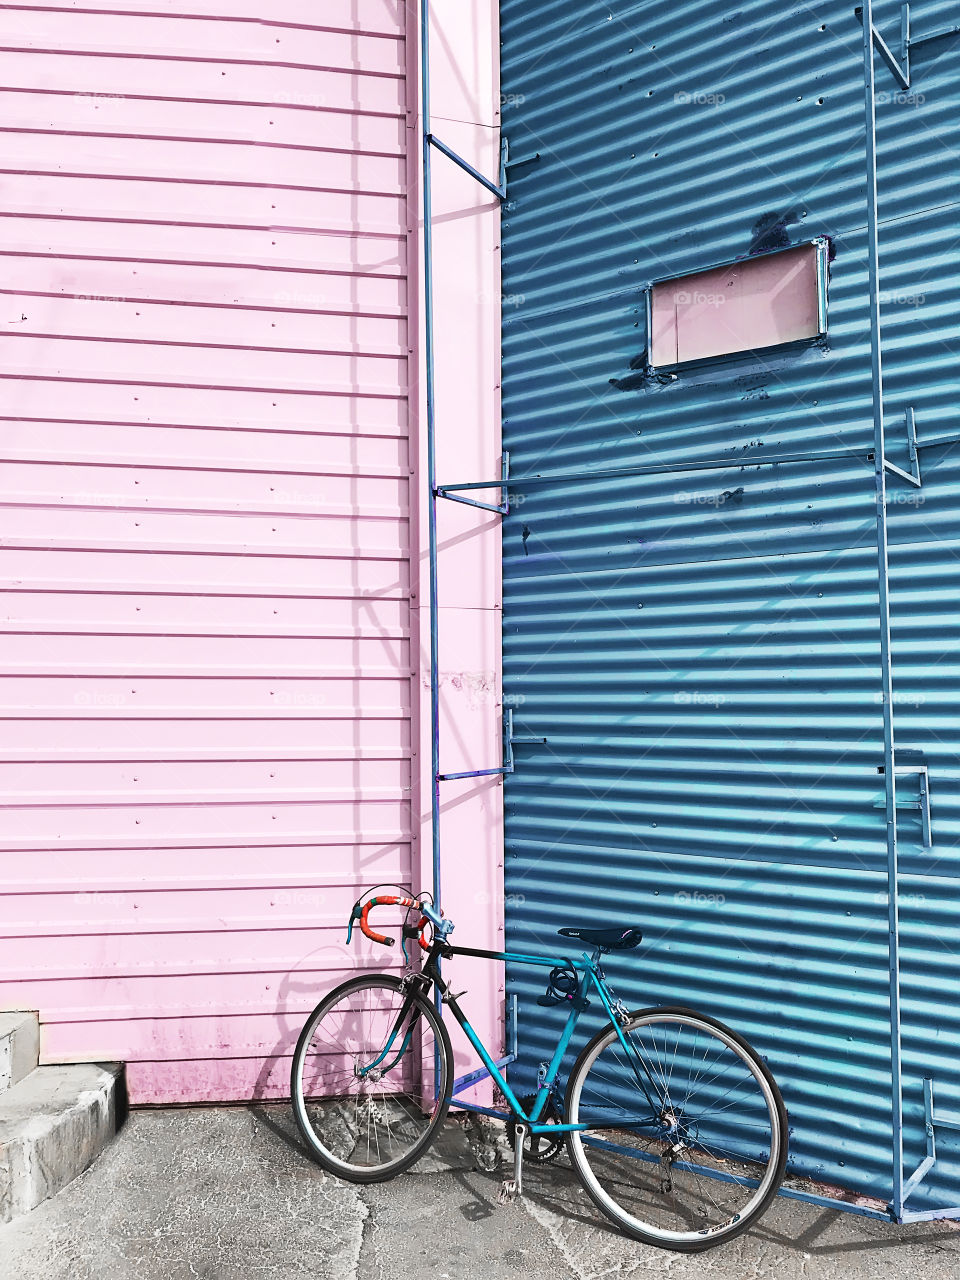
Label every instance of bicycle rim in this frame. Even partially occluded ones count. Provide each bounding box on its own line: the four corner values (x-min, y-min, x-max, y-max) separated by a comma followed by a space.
291, 975, 451, 1181
565, 1008, 787, 1250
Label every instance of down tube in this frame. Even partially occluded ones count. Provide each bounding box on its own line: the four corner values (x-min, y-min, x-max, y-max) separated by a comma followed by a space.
444, 999, 526, 1115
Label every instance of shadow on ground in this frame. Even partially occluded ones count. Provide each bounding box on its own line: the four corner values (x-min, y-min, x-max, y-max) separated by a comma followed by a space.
1, 1107, 958, 1280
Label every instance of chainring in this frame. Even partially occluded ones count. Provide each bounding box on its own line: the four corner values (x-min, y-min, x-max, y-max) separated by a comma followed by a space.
506, 1095, 564, 1164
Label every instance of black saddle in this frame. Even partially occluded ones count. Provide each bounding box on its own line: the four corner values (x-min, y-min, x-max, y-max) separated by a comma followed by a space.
558, 926, 643, 952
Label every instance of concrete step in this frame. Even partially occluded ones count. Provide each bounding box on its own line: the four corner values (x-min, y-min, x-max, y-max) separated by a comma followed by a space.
0, 1063, 123, 1224
0, 1012, 39, 1094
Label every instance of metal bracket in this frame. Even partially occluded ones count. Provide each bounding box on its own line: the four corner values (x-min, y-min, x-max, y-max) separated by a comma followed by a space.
856, 5, 911, 88
908, 17, 960, 52
428, 132, 509, 201
876, 761, 933, 847
437, 704, 546, 783
884, 407, 960, 490
507, 992, 518, 1060
900, 1079, 960, 1214
437, 452, 510, 515
884, 407, 922, 487
502, 706, 547, 775
857, 3, 960, 92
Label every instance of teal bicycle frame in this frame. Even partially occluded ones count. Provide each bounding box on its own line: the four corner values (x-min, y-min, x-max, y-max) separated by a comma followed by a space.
426, 941, 660, 1136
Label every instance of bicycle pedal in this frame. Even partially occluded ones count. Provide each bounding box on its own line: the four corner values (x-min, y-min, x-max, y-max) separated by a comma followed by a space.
498, 1179, 519, 1204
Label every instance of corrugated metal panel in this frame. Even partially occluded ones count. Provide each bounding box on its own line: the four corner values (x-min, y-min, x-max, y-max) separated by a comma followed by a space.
499, 0, 960, 1209
0, 0, 415, 1103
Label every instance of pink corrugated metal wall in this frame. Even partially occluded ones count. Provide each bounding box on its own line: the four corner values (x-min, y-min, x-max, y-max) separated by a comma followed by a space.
0, 0, 422, 1103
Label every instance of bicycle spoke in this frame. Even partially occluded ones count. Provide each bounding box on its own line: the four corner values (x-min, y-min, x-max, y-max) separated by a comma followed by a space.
291, 976, 449, 1179
567, 1011, 785, 1249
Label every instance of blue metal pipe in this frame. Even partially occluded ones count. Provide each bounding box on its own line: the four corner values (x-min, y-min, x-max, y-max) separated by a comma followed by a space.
439, 767, 510, 782
861, 0, 905, 1220
451, 1054, 516, 1097
447, 1099, 512, 1121
778, 1187, 893, 1221
419, 0, 442, 916
438, 446, 874, 493
901, 1204, 960, 1223
909, 21, 960, 47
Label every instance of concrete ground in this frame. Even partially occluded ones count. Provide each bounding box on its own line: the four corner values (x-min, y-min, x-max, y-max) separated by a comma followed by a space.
1, 1107, 959, 1280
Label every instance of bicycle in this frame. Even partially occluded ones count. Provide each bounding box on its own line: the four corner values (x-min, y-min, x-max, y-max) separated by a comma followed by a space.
290, 889, 788, 1252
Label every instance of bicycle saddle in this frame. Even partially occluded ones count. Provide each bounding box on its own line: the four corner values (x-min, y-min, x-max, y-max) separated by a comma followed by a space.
558, 926, 642, 952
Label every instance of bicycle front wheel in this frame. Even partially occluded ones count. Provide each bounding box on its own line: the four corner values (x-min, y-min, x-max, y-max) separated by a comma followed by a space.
290, 974, 453, 1183
565, 1006, 787, 1251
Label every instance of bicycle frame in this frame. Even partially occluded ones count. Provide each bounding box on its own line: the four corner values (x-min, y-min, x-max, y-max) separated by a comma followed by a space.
423, 942, 661, 1136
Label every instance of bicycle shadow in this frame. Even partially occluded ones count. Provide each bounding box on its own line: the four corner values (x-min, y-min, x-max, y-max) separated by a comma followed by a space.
247, 962, 328, 1162
451, 1161, 623, 1237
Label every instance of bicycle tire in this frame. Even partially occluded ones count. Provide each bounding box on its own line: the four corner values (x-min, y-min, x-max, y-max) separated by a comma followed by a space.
290, 973, 453, 1183
564, 1005, 788, 1251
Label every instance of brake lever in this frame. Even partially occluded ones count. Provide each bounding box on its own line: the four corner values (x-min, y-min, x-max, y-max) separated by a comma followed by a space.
346, 901, 362, 944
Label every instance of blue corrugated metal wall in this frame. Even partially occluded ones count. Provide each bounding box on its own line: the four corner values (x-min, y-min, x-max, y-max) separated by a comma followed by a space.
499, 0, 960, 1208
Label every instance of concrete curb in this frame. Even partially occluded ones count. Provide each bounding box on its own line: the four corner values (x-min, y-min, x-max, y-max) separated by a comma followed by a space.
0, 1062, 122, 1224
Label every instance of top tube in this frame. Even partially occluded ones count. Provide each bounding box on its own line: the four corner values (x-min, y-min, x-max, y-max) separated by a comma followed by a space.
443, 942, 601, 974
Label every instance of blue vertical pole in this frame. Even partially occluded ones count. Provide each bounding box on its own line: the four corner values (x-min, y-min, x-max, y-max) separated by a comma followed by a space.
419, 0, 442, 911
861, 0, 904, 1220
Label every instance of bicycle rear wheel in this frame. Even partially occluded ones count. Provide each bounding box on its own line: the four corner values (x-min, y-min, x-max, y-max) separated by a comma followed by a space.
291, 974, 453, 1183
565, 1007, 787, 1251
